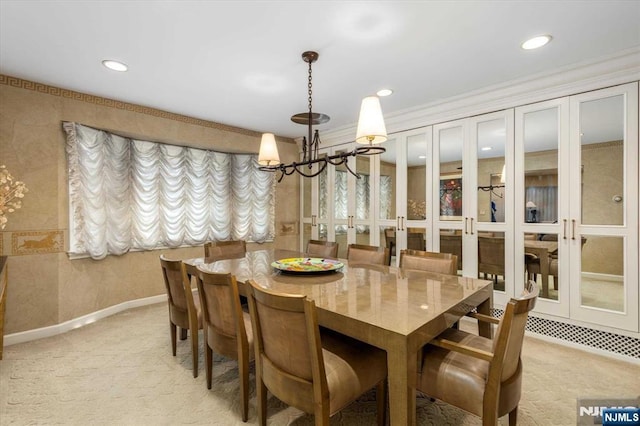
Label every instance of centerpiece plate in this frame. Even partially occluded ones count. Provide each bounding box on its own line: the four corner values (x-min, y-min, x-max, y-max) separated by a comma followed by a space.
272, 257, 344, 274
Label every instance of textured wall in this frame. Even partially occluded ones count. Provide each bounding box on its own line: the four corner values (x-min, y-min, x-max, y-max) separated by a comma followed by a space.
0, 75, 300, 334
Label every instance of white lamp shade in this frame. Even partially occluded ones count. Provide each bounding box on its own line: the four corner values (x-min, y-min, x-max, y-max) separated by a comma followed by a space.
355, 96, 387, 145
258, 133, 280, 166
526, 201, 537, 208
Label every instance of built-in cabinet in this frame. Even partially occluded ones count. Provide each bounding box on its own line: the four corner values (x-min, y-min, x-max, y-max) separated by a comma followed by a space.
301, 81, 639, 334
302, 144, 377, 259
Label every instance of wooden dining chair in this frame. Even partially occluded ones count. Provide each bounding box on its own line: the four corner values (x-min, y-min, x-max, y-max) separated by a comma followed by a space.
246, 279, 388, 426
204, 240, 247, 260
399, 249, 458, 275
195, 267, 254, 422
417, 280, 539, 426
305, 239, 339, 258
159, 255, 202, 378
347, 244, 391, 266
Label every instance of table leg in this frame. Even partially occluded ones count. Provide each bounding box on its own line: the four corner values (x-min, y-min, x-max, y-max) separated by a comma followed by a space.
386, 340, 417, 426
477, 294, 493, 339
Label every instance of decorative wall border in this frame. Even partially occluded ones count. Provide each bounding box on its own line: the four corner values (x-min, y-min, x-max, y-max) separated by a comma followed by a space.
0, 74, 294, 142
11, 230, 64, 255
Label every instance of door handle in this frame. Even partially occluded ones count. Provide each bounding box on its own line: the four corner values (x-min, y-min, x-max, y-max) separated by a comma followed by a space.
470, 218, 474, 235
571, 219, 576, 240
562, 219, 567, 240
464, 217, 468, 234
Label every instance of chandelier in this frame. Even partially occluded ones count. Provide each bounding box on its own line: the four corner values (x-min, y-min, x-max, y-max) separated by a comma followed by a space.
258, 51, 387, 182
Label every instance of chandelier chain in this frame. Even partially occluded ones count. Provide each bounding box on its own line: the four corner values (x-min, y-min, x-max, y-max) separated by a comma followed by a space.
307, 60, 313, 112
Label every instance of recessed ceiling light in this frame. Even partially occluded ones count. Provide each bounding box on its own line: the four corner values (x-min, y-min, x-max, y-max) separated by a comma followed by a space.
376, 89, 393, 97
102, 60, 128, 72
481, 146, 492, 151
521, 35, 552, 50
418, 155, 426, 159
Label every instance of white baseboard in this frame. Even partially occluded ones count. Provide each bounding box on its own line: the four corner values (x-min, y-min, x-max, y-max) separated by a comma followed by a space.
459, 316, 639, 365
524, 330, 640, 365
4, 294, 166, 347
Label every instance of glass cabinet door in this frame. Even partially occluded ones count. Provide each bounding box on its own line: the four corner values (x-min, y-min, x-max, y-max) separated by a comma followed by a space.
568, 82, 638, 332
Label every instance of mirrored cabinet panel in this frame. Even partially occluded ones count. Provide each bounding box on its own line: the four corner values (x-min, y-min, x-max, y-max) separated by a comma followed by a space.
579, 95, 625, 226
476, 118, 507, 224
438, 125, 464, 222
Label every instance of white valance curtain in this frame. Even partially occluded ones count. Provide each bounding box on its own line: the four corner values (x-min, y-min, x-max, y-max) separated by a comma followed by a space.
63, 122, 275, 259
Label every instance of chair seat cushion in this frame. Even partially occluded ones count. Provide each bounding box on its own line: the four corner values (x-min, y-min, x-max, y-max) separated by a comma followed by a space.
418, 328, 492, 416
320, 329, 387, 415
417, 328, 523, 418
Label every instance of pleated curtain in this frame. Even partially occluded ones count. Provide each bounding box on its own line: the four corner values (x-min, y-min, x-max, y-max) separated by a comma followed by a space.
64, 122, 275, 259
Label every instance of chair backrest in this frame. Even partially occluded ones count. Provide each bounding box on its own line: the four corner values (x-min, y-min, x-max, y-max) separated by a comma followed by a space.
490, 280, 539, 384
399, 249, 458, 275
406, 232, 426, 251
159, 255, 192, 313
347, 244, 391, 266
306, 240, 339, 258
195, 267, 248, 358
204, 240, 247, 260
246, 279, 326, 414
440, 232, 463, 269
477, 236, 505, 276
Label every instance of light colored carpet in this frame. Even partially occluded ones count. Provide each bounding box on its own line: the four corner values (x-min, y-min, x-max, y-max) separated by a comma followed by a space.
1, 303, 638, 425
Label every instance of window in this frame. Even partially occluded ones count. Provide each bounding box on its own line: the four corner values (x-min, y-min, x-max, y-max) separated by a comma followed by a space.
64, 122, 275, 259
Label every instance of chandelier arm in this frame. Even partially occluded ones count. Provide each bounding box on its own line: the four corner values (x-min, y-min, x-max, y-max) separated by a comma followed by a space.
292, 159, 328, 178
325, 154, 347, 166
353, 146, 386, 156
342, 158, 362, 179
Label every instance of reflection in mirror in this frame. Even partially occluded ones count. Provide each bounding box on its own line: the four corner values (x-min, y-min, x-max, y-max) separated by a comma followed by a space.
477, 231, 505, 291
335, 224, 348, 258
303, 172, 312, 218
318, 223, 327, 240
379, 138, 397, 221
439, 228, 462, 275
406, 134, 427, 220
580, 235, 623, 312
524, 232, 559, 301
318, 152, 329, 220
406, 227, 426, 251
439, 126, 463, 221
580, 95, 624, 226
355, 156, 371, 220
524, 108, 559, 223
476, 118, 506, 223
381, 226, 397, 264
303, 223, 312, 253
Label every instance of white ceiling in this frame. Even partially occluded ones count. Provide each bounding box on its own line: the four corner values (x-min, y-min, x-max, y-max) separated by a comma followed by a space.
1, 0, 639, 146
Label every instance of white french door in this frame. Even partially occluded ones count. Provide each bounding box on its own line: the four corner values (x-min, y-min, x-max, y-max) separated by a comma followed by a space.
567, 83, 638, 332
515, 97, 570, 317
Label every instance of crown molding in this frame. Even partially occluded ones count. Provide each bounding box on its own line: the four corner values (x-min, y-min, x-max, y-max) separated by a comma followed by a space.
322, 47, 640, 145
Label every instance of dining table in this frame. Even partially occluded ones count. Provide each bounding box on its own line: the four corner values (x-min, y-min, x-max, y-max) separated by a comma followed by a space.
185, 248, 493, 426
